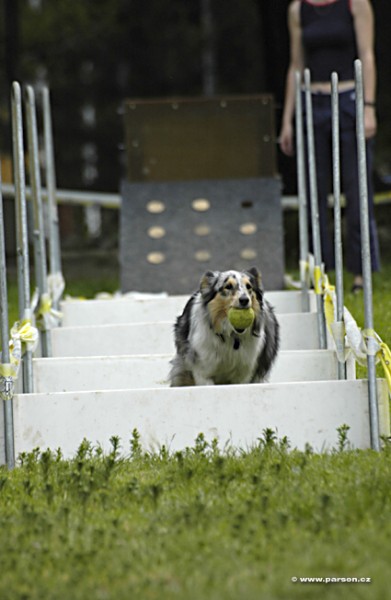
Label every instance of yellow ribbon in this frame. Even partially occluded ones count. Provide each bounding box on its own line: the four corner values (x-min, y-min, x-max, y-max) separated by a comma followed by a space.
362, 329, 391, 394
379, 342, 391, 392
47, 271, 65, 305
10, 319, 39, 349
299, 259, 310, 286
313, 265, 323, 295
38, 293, 52, 315
1, 319, 39, 400
322, 276, 336, 331
0, 363, 18, 378
35, 292, 63, 329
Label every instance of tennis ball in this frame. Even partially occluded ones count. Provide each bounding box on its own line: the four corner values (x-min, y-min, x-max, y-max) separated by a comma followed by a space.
228, 307, 255, 330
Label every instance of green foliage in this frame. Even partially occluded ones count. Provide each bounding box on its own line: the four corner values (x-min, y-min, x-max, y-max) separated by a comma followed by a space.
1, 433, 391, 599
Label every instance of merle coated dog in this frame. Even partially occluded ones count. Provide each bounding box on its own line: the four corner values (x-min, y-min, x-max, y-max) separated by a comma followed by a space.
169, 268, 280, 386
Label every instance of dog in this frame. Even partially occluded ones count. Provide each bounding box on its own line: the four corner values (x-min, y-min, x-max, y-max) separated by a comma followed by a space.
169, 267, 280, 386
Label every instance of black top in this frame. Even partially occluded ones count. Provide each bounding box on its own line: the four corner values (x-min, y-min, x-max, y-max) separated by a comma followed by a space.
300, 0, 358, 82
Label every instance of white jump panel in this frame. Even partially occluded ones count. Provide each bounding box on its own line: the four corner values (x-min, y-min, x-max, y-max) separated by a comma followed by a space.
32, 350, 355, 393
51, 312, 320, 358
60, 290, 317, 327
9, 379, 390, 460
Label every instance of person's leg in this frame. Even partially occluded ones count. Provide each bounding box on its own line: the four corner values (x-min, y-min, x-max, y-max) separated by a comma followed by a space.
339, 91, 380, 284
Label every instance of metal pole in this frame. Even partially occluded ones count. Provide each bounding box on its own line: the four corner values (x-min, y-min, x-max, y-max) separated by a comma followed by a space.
354, 59, 380, 451
200, 0, 217, 96
11, 81, 34, 393
25, 85, 52, 357
0, 167, 15, 469
294, 70, 310, 311
42, 86, 62, 308
331, 72, 346, 380
304, 69, 327, 348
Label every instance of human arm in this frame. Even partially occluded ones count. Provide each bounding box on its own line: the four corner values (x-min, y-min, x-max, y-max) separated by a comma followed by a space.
352, 0, 377, 138
279, 0, 304, 156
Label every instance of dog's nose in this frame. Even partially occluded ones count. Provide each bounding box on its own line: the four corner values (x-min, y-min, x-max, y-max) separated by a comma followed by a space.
239, 294, 250, 307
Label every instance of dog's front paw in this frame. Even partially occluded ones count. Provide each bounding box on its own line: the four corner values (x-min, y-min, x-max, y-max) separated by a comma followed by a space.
193, 373, 214, 386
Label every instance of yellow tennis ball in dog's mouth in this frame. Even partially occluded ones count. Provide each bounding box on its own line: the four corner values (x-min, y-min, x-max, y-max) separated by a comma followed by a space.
228, 307, 255, 331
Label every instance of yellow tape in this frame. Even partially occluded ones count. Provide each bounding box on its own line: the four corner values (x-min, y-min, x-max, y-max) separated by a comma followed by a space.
362, 329, 391, 393
0, 319, 38, 399
321, 275, 335, 330
379, 342, 391, 393
313, 266, 324, 295
0, 359, 19, 400
38, 293, 52, 315
0, 363, 17, 378
47, 272, 65, 304
299, 259, 310, 287
11, 319, 39, 345
323, 292, 334, 331
35, 291, 63, 329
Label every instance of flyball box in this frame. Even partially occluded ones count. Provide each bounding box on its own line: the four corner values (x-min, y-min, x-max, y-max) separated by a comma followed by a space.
123, 95, 277, 181
120, 94, 284, 293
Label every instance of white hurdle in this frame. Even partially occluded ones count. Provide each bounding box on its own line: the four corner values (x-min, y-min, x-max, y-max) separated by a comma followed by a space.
60, 290, 317, 327
7, 380, 390, 461
31, 350, 356, 393
50, 312, 321, 358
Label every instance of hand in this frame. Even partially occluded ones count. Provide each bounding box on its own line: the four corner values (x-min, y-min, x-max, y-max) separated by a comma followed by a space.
364, 105, 377, 139
279, 122, 295, 156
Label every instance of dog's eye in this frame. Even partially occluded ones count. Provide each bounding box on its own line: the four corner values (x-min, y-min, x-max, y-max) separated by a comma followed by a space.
225, 283, 234, 291
246, 284, 252, 291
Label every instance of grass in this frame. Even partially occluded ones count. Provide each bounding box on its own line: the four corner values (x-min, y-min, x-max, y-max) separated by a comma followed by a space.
1, 263, 391, 599
1, 431, 391, 600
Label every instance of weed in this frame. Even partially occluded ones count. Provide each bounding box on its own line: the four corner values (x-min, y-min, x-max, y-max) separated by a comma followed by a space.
336, 424, 351, 452
1, 433, 391, 599
129, 428, 142, 459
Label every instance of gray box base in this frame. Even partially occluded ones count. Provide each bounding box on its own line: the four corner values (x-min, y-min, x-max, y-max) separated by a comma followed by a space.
120, 178, 284, 294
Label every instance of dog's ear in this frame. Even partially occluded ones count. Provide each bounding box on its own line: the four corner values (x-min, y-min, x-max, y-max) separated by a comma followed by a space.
200, 270, 218, 302
247, 267, 263, 290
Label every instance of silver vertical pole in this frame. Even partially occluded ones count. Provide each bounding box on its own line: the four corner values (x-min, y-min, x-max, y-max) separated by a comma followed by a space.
42, 86, 62, 310
294, 70, 310, 312
331, 72, 346, 380
25, 85, 52, 357
0, 168, 15, 469
304, 69, 327, 348
354, 59, 380, 451
11, 82, 34, 393
201, 0, 217, 96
